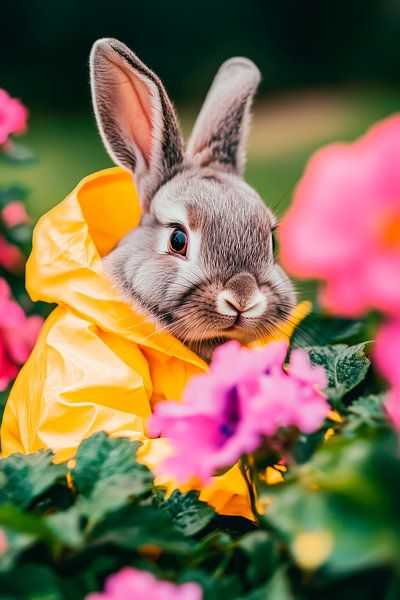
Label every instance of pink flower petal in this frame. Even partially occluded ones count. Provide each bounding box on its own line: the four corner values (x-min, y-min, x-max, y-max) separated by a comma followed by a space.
0, 529, 7, 555
0, 277, 42, 390
0, 235, 24, 272
374, 320, 400, 387
385, 387, 400, 431
2, 201, 30, 227
279, 114, 400, 317
85, 567, 202, 600
149, 340, 330, 485
0, 89, 28, 145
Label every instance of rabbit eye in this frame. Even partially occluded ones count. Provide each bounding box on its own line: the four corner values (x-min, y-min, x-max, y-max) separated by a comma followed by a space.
169, 228, 188, 256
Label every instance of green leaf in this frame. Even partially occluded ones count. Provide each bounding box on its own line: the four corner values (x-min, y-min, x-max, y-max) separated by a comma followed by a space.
45, 509, 84, 549
291, 313, 363, 348
305, 343, 370, 404
88, 505, 190, 554
325, 497, 397, 573
190, 529, 234, 568
261, 569, 293, 599
72, 433, 153, 497
264, 432, 400, 575
180, 569, 240, 600
239, 530, 279, 584
77, 472, 154, 526
0, 564, 62, 600
154, 489, 216, 537
240, 568, 293, 599
291, 429, 327, 465
0, 527, 37, 573
0, 505, 51, 540
0, 452, 66, 508
0, 505, 63, 569
6, 223, 33, 246
345, 393, 387, 433
0, 184, 29, 209
0, 390, 8, 423
1, 141, 36, 163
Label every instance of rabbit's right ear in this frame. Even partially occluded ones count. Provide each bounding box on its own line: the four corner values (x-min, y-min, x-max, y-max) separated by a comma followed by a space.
187, 57, 260, 176
90, 38, 184, 211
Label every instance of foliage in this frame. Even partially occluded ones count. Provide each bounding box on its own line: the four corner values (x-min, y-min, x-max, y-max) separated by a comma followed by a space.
305, 343, 371, 407
0, 328, 398, 599
0, 433, 220, 598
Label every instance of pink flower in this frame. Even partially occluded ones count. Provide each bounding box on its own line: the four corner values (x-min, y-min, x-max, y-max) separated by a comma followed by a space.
149, 341, 329, 484
0, 89, 28, 145
0, 529, 7, 556
0, 278, 43, 390
384, 387, 400, 431
374, 320, 400, 387
86, 567, 202, 600
287, 348, 328, 388
279, 114, 400, 317
2, 201, 30, 228
0, 235, 25, 272
373, 319, 400, 429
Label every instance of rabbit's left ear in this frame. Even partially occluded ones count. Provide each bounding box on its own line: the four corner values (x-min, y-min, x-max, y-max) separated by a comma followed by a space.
90, 38, 184, 210
186, 57, 261, 176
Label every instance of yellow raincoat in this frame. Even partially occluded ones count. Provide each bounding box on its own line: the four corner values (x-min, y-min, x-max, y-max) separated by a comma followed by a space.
1, 167, 307, 519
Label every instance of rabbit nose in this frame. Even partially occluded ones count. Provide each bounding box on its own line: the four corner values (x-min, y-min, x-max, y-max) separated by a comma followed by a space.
217, 291, 243, 316
217, 290, 266, 317
216, 273, 267, 318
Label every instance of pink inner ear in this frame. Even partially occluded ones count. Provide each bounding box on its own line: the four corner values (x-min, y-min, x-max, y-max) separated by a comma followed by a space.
109, 57, 153, 165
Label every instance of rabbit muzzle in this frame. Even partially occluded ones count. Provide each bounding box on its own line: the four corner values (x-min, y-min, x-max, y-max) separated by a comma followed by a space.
216, 273, 267, 321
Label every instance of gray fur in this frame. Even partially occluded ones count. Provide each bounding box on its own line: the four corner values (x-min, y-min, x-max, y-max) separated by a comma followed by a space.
91, 39, 296, 363
187, 57, 260, 174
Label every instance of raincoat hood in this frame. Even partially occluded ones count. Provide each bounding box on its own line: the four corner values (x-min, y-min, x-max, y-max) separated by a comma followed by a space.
1, 167, 308, 519
26, 166, 207, 370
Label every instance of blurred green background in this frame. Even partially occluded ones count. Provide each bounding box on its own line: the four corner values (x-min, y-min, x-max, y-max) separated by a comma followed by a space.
1, 0, 400, 220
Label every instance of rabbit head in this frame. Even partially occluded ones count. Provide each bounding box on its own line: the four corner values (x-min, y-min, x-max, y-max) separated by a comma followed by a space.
90, 38, 296, 362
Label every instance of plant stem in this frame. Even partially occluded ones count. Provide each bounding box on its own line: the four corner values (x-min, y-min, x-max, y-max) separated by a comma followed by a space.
240, 456, 260, 525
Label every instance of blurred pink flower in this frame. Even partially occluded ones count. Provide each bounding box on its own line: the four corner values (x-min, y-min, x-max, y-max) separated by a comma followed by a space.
384, 387, 400, 431
374, 320, 400, 387
279, 114, 400, 317
0, 89, 28, 145
373, 319, 400, 429
2, 201, 30, 228
0, 529, 7, 556
0, 235, 25, 272
86, 567, 202, 600
0, 278, 43, 390
149, 341, 329, 484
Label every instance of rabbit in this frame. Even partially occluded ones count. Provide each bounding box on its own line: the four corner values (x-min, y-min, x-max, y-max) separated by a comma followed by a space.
90, 38, 296, 363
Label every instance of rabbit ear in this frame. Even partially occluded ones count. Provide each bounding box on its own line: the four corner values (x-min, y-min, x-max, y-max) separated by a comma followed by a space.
187, 57, 261, 175
90, 38, 184, 210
